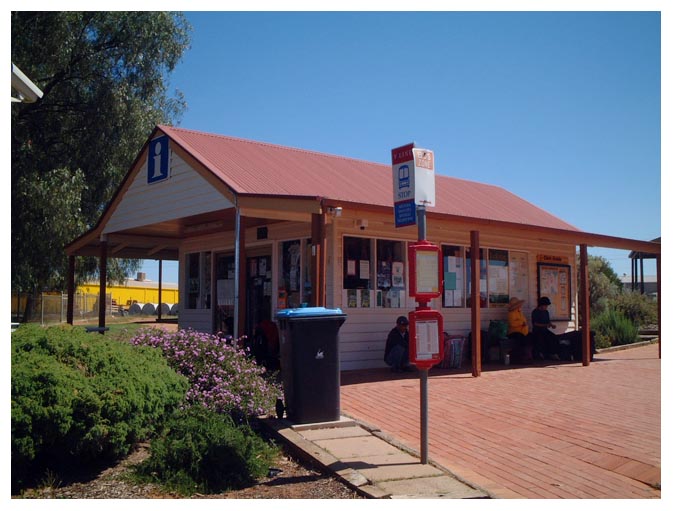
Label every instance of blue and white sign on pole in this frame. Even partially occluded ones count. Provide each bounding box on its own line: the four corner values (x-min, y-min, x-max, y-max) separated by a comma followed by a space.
391, 144, 436, 227
392, 143, 416, 228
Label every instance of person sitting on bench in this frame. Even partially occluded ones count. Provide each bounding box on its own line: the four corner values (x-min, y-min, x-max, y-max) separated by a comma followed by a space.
507, 297, 533, 363
531, 296, 561, 360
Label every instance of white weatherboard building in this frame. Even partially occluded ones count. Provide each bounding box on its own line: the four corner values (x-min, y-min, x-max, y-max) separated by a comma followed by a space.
66, 125, 661, 372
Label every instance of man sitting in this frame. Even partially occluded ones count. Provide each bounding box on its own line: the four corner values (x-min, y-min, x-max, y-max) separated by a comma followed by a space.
384, 316, 413, 372
531, 296, 561, 360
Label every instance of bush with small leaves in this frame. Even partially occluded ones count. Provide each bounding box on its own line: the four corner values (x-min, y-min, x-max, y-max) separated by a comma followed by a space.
611, 291, 658, 328
134, 406, 278, 495
592, 309, 639, 347
11, 324, 188, 492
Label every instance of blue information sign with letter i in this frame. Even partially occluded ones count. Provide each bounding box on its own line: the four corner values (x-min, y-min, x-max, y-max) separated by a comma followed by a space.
148, 135, 170, 184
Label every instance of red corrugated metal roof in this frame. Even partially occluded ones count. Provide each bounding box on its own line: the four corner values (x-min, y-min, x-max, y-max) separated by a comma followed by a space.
160, 125, 579, 231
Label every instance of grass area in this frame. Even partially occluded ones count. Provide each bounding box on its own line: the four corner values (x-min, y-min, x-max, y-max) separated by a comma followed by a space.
104, 322, 153, 339
23, 316, 179, 341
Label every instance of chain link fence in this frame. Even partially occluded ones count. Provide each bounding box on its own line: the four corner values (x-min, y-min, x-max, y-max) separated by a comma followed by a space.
12, 292, 116, 326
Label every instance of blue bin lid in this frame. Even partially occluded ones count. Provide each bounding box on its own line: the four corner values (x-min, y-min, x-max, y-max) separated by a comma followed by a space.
276, 307, 345, 319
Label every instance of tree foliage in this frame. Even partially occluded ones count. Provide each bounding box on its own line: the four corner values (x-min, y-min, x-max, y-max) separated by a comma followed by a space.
576, 254, 623, 317
11, 12, 191, 292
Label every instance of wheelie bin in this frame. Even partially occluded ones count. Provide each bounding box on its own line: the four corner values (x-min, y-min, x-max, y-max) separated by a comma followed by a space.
275, 307, 347, 424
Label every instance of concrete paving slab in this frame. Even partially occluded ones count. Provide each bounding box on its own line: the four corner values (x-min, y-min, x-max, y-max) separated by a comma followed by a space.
261, 416, 488, 499
339, 452, 444, 482
290, 416, 356, 432
378, 475, 488, 499
314, 435, 400, 458
299, 425, 371, 441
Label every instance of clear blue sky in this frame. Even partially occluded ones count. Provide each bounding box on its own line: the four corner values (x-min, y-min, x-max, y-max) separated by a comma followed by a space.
142, 10, 662, 284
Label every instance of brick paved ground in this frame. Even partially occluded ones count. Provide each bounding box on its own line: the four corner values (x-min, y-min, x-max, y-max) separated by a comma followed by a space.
340, 343, 661, 498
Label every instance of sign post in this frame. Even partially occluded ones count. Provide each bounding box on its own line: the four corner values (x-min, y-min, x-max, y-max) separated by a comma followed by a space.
393, 143, 441, 464
408, 244, 443, 464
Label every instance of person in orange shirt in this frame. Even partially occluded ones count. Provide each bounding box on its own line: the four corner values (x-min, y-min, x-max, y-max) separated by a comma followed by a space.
507, 297, 533, 363
507, 297, 528, 336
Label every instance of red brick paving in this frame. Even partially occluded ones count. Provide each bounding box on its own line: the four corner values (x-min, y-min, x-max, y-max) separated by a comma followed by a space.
340, 343, 661, 499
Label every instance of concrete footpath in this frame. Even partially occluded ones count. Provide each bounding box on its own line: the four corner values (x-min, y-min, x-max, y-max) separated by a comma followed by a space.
263, 416, 489, 499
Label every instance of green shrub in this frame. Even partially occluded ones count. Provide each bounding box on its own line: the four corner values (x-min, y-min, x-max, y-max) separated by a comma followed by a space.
135, 407, 278, 495
594, 332, 612, 350
11, 324, 188, 491
592, 309, 639, 347
610, 291, 658, 328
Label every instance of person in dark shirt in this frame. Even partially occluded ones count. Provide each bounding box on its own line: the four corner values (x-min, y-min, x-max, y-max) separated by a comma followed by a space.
384, 316, 413, 372
531, 296, 560, 360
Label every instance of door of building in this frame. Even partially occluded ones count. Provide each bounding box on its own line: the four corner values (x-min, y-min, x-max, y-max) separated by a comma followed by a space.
213, 252, 235, 335
245, 250, 272, 336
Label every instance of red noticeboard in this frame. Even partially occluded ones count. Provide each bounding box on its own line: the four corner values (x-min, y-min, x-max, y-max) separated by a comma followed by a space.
409, 308, 444, 369
408, 240, 443, 303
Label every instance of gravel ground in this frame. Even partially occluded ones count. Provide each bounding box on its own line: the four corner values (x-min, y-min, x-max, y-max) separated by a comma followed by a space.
15, 442, 364, 499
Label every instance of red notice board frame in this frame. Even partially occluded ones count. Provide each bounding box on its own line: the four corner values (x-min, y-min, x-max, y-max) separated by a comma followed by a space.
409, 308, 444, 369
408, 240, 443, 303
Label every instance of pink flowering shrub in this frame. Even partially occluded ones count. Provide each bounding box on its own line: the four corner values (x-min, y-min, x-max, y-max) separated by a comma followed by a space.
130, 328, 281, 420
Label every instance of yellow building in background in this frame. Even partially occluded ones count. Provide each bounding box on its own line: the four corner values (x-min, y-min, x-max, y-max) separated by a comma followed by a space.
79, 277, 179, 309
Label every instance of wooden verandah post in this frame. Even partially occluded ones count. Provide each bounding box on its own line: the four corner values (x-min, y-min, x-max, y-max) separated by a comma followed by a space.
234, 209, 246, 339
471, 230, 482, 377
579, 244, 591, 366
67, 256, 75, 325
157, 259, 163, 321
97, 237, 108, 333
657, 253, 661, 359
310, 212, 327, 307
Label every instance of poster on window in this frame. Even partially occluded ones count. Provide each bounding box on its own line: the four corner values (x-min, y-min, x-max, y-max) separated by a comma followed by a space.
537, 263, 571, 320
345, 289, 356, 308
378, 261, 391, 288
509, 251, 529, 302
392, 262, 404, 288
359, 260, 370, 280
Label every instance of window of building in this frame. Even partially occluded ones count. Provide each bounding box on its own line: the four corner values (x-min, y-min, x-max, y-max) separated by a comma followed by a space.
442, 245, 465, 307
488, 249, 509, 306
376, 239, 405, 308
215, 253, 235, 333
443, 246, 525, 309
187, 251, 211, 309
279, 239, 303, 309
343, 236, 408, 308
343, 236, 373, 308
466, 248, 487, 308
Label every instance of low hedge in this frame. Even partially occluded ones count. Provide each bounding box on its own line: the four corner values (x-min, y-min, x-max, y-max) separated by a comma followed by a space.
134, 406, 278, 495
592, 309, 639, 347
11, 324, 188, 491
